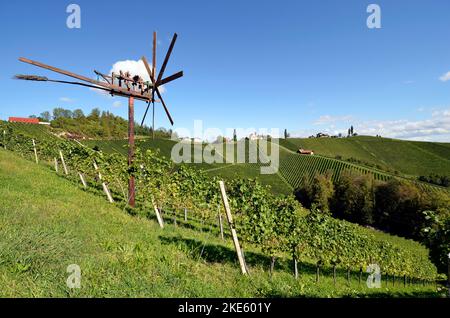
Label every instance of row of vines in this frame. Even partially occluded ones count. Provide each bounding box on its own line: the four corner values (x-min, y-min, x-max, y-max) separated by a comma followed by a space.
279, 151, 391, 189
0, 122, 439, 284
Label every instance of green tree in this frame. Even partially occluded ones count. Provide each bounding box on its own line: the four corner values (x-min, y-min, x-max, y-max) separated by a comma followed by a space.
374, 179, 424, 237
310, 172, 334, 214
40, 111, 51, 121
73, 109, 85, 119
89, 108, 101, 120
294, 172, 334, 214
53, 107, 67, 120
332, 172, 374, 225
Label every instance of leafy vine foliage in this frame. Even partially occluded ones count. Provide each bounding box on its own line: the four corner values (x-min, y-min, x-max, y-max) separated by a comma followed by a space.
0, 122, 439, 281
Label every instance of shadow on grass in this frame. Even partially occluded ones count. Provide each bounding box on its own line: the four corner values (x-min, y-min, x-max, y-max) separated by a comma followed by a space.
342, 290, 441, 298
158, 234, 317, 276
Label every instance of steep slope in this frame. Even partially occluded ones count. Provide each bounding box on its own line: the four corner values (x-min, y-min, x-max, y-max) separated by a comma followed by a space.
280, 136, 450, 177
0, 150, 439, 297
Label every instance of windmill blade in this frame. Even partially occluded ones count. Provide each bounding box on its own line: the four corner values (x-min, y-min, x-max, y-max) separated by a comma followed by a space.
141, 101, 152, 127
94, 70, 111, 84
14, 74, 48, 81
141, 56, 156, 104
153, 32, 157, 83
19, 57, 152, 101
141, 56, 155, 84
156, 33, 177, 84
159, 71, 183, 86
14, 74, 113, 93
142, 56, 155, 88
155, 87, 174, 125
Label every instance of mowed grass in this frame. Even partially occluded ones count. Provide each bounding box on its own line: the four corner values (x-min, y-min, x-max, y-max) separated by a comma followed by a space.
280, 136, 450, 177
0, 149, 441, 298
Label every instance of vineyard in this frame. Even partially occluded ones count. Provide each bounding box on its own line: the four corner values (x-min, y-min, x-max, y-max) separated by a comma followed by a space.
83, 137, 447, 196
279, 137, 450, 178
278, 148, 390, 189
0, 121, 443, 293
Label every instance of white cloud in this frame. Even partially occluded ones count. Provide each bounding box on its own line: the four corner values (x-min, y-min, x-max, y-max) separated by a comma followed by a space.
308, 108, 450, 141
353, 109, 450, 141
109, 60, 151, 82
89, 59, 166, 98
59, 97, 74, 103
109, 59, 165, 93
314, 115, 353, 125
403, 80, 414, 84
439, 71, 450, 82
112, 101, 122, 108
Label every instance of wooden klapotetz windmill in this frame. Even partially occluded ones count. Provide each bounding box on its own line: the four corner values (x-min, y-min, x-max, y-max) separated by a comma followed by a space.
15, 32, 183, 207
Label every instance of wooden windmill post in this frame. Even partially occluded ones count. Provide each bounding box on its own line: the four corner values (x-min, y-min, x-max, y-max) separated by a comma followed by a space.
15, 32, 183, 208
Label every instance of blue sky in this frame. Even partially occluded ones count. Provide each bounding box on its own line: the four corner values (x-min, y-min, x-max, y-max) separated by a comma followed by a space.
1, 0, 449, 141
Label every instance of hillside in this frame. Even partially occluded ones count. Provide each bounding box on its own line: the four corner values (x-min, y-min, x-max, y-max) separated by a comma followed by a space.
82, 136, 449, 195
279, 136, 450, 178
0, 150, 441, 297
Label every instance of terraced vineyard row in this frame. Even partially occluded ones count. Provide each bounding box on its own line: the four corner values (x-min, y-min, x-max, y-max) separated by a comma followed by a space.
279, 151, 391, 189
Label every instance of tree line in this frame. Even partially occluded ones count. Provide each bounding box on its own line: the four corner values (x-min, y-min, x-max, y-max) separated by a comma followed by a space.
32, 107, 173, 139
294, 171, 450, 273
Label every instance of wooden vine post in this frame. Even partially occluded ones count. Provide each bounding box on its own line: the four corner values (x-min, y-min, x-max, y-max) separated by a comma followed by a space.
59, 150, 68, 175
151, 198, 164, 228
128, 96, 136, 208
219, 181, 248, 275
93, 161, 114, 203
54, 157, 58, 172
3, 130, 6, 150
447, 252, 450, 297
184, 208, 187, 222
79, 173, 87, 188
218, 204, 224, 240
32, 139, 38, 164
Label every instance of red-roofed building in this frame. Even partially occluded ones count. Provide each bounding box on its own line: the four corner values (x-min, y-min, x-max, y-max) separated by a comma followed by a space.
8, 117, 40, 124
297, 148, 314, 155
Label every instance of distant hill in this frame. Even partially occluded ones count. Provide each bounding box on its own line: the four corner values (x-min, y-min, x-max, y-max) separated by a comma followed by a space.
81, 137, 449, 195
279, 136, 450, 178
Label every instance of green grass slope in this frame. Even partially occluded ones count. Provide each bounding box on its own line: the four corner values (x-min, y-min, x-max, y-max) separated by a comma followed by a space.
0, 150, 440, 297
280, 136, 450, 177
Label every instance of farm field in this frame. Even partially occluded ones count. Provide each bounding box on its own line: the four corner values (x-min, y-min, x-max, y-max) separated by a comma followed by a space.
0, 149, 441, 297
2, 123, 447, 196
81, 135, 448, 195
279, 136, 450, 177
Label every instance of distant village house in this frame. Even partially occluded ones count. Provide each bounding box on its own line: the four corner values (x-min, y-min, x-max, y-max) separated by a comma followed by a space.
8, 117, 50, 125
297, 148, 314, 155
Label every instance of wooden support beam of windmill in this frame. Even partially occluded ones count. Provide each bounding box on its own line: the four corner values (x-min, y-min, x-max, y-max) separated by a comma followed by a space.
16, 31, 183, 209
